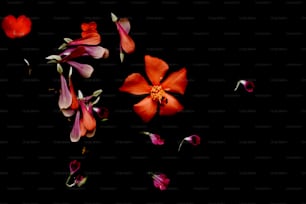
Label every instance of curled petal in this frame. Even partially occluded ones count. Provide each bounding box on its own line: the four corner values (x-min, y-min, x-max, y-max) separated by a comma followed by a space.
69, 160, 81, 175
185, 135, 201, 146
149, 133, 164, 145
133, 96, 158, 123
75, 175, 87, 187
93, 107, 109, 119
116, 21, 135, 54
161, 68, 188, 95
58, 74, 72, 110
66, 61, 94, 78
234, 80, 255, 93
119, 73, 151, 95
145, 55, 169, 85
159, 93, 184, 116
70, 111, 81, 142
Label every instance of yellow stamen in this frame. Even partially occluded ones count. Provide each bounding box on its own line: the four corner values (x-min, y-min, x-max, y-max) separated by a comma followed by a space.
150, 85, 167, 105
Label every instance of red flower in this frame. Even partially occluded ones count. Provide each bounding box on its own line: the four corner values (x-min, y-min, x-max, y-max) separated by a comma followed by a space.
1, 15, 32, 39
119, 55, 188, 123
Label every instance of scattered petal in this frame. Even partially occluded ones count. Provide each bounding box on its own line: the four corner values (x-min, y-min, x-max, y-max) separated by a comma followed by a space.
2, 15, 32, 39
140, 131, 164, 145
58, 74, 72, 110
178, 134, 201, 152
234, 80, 255, 93
69, 159, 81, 175
148, 172, 170, 191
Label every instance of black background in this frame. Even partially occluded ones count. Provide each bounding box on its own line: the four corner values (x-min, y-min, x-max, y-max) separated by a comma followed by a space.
1, 0, 305, 203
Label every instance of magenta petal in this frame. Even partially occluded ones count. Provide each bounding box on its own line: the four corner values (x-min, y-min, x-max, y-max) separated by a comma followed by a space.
70, 111, 81, 142
58, 74, 72, 109
69, 160, 81, 175
243, 80, 255, 92
185, 134, 201, 146
149, 134, 164, 145
152, 174, 170, 190
66, 61, 94, 78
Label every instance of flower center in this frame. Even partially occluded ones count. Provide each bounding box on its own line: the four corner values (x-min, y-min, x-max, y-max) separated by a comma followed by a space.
150, 85, 167, 105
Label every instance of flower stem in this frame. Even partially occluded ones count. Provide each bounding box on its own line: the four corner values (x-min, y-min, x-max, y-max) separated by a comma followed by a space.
178, 139, 185, 152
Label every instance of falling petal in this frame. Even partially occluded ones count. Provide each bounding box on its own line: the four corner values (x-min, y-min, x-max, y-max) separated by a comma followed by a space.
58, 74, 72, 110
61, 109, 75, 117
144, 55, 169, 85
80, 101, 96, 131
85, 128, 96, 138
61, 46, 86, 62
161, 68, 188, 95
234, 80, 255, 93
66, 61, 94, 78
149, 133, 164, 145
1, 15, 32, 39
159, 93, 183, 116
69, 160, 81, 175
79, 118, 87, 137
75, 175, 87, 187
70, 111, 81, 142
119, 73, 151, 95
178, 135, 201, 152
84, 46, 109, 59
67, 32, 101, 46
133, 96, 158, 123
185, 134, 201, 146
68, 70, 79, 110
117, 23, 135, 54
151, 173, 170, 191
118, 18, 131, 34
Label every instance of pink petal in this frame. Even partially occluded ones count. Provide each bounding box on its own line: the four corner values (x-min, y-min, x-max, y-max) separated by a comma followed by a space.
185, 134, 201, 146
69, 160, 81, 175
60, 46, 86, 62
58, 74, 72, 109
61, 109, 76, 117
66, 61, 94, 78
118, 18, 131, 34
83, 46, 109, 59
70, 111, 81, 142
149, 133, 164, 145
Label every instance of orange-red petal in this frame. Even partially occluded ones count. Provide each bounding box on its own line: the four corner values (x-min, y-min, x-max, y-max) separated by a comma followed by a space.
117, 22, 135, 54
79, 118, 87, 137
133, 96, 158, 123
159, 93, 183, 116
144, 55, 169, 85
80, 102, 96, 131
1, 15, 32, 39
161, 67, 188, 95
69, 78, 79, 110
119, 73, 151, 95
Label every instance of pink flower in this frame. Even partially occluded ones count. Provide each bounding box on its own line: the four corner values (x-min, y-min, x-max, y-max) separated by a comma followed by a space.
234, 80, 255, 93
178, 134, 201, 152
111, 12, 135, 62
148, 172, 170, 191
140, 131, 164, 145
